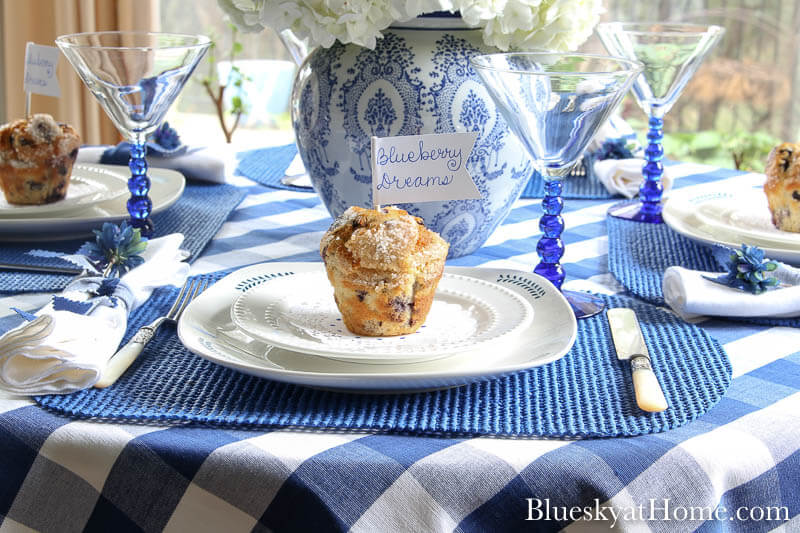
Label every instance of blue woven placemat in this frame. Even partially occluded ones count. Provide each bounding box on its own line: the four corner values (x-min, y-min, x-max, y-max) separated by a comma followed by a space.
0, 183, 245, 294
607, 213, 800, 328
236, 143, 311, 192
34, 271, 731, 438
521, 161, 612, 199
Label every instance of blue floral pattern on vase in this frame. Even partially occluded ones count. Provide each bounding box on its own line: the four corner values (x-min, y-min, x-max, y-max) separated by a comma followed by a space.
338, 32, 424, 188
364, 88, 397, 137
415, 32, 531, 255
293, 44, 345, 213
459, 90, 489, 133
292, 17, 532, 257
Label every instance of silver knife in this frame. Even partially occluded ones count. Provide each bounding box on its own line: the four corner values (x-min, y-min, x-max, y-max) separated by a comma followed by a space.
0, 262, 85, 275
607, 308, 668, 413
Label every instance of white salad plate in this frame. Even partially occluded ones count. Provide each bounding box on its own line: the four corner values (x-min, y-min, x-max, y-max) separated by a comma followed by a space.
177, 262, 578, 392
663, 173, 800, 265
230, 270, 534, 364
0, 163, 184, 241
0, 164, 129, 217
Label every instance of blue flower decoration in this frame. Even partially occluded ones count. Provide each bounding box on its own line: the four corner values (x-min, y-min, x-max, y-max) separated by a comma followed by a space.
149, 122, 182, 151
77, 221, 147, 278
594, 137, 638, 160
706, 245, 780, 294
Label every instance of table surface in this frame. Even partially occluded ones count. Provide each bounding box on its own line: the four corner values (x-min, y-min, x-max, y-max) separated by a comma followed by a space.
1, 159, 799, 533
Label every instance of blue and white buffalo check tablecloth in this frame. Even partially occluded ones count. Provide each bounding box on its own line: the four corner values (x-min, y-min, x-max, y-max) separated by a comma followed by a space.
1, 157, 799, 532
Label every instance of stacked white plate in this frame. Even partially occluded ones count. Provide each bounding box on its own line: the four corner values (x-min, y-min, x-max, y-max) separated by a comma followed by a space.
178, 262, 578, 392
663, 172, 800, 265
0, 163, 184, 241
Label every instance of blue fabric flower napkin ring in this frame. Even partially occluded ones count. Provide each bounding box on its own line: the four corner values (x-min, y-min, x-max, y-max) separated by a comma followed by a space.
705, 245, 782, 294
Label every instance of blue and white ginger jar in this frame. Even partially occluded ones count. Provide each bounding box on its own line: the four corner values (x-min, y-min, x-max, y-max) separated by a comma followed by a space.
292, 14, 533, 257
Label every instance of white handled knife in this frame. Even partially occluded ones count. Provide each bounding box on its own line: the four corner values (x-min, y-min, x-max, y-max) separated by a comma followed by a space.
607, 308, 668, 413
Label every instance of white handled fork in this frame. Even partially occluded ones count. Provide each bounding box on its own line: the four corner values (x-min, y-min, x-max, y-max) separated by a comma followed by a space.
94, 277, 208, 388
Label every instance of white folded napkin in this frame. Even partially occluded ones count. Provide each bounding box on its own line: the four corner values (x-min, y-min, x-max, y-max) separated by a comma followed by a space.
77, 145, 226, 184
0, 234, 189, 395
663, 264, 800, 320
593, 158, 674, 199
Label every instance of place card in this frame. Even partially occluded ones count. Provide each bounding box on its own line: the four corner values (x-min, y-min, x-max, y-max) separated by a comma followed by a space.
371, 132, 480, 207
24, 42, 61, 98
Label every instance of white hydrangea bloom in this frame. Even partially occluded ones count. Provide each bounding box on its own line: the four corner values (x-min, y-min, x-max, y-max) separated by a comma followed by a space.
218, 0, 602, 51
457, 0, 604, 52
258, 0, 427, 49
217, 0, 268, 32
456, 0, 499, 27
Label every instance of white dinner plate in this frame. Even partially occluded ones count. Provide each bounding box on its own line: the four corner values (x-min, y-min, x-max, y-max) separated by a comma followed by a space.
663, 173, 800, 265
0, 164, 128, 217
178, 263, 577, 392
230, 271, 534, 364
0, 164, 185, 241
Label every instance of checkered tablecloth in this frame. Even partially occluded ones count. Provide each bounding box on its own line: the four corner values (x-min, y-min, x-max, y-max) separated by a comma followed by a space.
1, 161, 799, 532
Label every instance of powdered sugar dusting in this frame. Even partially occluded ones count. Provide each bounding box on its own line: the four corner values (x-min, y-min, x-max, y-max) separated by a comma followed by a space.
25, 114, 61, 144
348, 216, 418, 269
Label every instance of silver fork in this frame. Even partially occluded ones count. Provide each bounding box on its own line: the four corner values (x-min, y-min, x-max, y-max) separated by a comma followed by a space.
571, 158, 587, 177
94, 277, 208, 389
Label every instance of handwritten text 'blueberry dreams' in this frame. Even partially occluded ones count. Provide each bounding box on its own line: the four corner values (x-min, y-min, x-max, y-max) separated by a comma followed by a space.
24, 43, 61, 98
371, 133, 480, 205
377, 142, 464, 172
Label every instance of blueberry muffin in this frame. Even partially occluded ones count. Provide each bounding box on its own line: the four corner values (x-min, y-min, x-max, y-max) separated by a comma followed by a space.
0, 114, 81, 205
764, 142, 800, 232
320, 206, 449, 336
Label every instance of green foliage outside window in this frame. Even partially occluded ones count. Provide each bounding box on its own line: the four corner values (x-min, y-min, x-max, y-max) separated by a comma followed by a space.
200, 23, 251, 143
661, 130, 779, 172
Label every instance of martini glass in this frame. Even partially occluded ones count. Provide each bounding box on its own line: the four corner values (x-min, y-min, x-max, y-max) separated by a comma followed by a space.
56, 31, 211, 237
471, 53, 642, 318
596, 22, 724, 223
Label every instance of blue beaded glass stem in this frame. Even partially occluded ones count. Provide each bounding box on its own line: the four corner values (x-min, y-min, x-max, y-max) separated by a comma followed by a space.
533, 179, 566, 289
637, 115, 665, 223
126, 140, 154, 238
